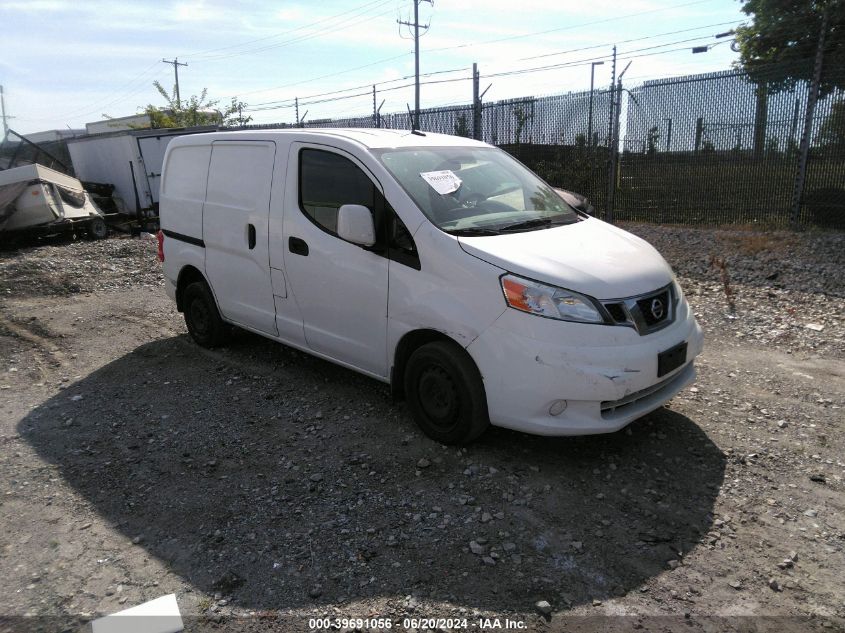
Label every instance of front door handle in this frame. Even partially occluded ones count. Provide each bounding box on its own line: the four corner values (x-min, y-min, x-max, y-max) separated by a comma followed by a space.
247, 224, 256, 249
289, 236, 309, 256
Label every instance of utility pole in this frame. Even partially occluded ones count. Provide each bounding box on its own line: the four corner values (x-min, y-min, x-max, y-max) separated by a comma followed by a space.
162, 58, 188, 108
471, 64, 491, 142
472, 64, 481, 140
398, 0, 432, 130
0, 84, 12, 139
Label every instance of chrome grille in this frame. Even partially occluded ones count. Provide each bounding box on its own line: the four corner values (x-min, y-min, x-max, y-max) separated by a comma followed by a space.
601, 283, 676, 336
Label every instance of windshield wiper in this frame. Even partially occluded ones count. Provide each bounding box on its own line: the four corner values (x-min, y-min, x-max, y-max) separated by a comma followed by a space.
496, 218, 552, 232
448, 227, 501, 236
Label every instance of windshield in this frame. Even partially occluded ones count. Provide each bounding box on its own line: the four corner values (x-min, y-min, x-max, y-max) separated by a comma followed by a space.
375, 146, 580, 236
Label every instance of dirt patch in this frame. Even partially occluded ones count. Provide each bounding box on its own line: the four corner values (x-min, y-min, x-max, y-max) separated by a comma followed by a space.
0, 231, 842, 632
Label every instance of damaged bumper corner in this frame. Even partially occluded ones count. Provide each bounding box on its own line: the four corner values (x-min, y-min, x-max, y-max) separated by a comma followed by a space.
466, 302, 704, 436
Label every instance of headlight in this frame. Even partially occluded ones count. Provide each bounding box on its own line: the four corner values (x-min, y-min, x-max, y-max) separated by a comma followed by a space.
501, 274, 605, 323
672, 275, 685, 303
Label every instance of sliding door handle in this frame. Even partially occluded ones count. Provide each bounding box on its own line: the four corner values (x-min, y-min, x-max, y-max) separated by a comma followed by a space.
289, 236, 309, 256
247, 224, 256, 249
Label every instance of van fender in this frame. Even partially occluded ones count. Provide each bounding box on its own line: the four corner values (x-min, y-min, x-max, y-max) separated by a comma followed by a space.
171, 246, 208, 311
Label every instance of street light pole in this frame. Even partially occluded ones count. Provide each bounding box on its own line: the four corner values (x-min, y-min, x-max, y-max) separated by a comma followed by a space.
587, 61, 604, 146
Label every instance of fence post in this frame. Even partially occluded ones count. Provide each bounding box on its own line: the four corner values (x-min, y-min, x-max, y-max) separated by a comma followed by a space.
373, 85, 378, 128
694, 117, 704, 152
472, 63, 482, 141
790, 8, 828, 227
605, 46, 617, 222
665, 117, 673, 152
753, 82, 768, 159
606, 78, 623, 223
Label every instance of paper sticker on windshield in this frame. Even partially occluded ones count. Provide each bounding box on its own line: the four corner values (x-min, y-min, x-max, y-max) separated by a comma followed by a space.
420, 170, 462, 195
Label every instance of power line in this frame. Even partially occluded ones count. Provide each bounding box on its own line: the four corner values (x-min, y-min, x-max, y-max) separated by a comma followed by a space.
243, 33, 734, 117
423, 0, 716, 55
518, 20, 741, 62
483, 35, 737, 81
236, 52, 414, 100
188, 3, 400, 63
245, 74, 471, 114
247, 65, 467, 108
180, 0, 390, 60
227, 21, 735, 112
30, 2, 742, 131
45, 61, 163, 122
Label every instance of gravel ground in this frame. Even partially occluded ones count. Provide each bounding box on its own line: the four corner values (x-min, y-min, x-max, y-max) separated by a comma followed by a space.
620, 223, 845, 358
0, 226, 843, 633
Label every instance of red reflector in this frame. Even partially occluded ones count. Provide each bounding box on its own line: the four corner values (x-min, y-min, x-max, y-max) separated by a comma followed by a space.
156, 230, 165, 263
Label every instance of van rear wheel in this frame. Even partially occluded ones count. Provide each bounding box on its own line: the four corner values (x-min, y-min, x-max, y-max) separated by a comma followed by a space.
183, 281, 228, 348
404, 341, 489, 445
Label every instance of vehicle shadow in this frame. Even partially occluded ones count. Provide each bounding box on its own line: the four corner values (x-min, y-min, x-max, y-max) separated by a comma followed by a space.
19, 331, 725, 614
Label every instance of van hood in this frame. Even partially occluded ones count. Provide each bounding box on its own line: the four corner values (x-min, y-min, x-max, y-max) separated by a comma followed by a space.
457, 217, 673, 299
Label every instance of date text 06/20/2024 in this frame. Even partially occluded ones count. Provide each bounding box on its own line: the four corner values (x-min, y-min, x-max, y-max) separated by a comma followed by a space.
308, 617, 527, 630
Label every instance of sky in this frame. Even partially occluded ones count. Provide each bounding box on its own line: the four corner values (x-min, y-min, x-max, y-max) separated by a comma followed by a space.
1, 0, 749, 135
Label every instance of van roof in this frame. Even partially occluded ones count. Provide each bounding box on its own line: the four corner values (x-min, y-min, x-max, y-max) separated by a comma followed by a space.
172, 128, 490, 150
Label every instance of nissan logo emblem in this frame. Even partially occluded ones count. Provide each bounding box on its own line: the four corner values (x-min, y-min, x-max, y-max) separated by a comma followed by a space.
650, 298, 665, 320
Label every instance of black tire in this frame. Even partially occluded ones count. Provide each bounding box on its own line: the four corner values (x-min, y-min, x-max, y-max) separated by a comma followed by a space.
403, 341, 489, 445
183, 281, 228, 348
87, 216, 108, 240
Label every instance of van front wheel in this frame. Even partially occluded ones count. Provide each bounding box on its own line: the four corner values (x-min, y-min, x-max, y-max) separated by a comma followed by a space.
404, 341, 489, 445
183, 281, 228, 348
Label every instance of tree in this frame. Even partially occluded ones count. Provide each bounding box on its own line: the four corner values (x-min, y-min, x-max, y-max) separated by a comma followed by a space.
140, 81, 251, 128
513, 105, 532, 144
453, 113, 470, 138
734, 0, 845, 97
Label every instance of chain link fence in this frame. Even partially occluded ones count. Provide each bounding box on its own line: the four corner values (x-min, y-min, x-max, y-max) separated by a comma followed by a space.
5, 60, 842, 229
240, 60, 843, 229
615, 60, 844, 228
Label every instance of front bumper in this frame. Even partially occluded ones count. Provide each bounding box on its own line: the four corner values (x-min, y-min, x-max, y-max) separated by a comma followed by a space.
466, 299, 704, 436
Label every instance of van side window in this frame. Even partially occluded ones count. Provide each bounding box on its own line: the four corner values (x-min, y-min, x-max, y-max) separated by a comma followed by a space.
299, 149, 375, 234
299, 147, 420, 270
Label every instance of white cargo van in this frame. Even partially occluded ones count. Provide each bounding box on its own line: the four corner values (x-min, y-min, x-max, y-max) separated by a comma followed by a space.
158, 129, 703, 444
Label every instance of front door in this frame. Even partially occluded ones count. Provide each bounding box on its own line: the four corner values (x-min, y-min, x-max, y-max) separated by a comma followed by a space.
203, 140, 278, 335
281, 143, 389, 377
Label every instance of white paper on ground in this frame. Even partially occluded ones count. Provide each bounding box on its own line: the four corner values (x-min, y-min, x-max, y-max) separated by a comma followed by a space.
420, 170, 462, 195
91, 594, 183, 633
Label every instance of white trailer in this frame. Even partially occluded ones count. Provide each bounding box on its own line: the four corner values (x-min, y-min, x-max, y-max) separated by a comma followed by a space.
0, 163, 106, 239
67, 127, 215, 217
85, 114, 152, 135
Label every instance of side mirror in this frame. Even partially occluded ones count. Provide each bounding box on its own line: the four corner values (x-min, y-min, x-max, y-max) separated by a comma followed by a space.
337, 204, 376, 246
554, 188, 594, 216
